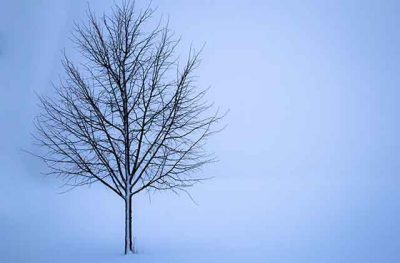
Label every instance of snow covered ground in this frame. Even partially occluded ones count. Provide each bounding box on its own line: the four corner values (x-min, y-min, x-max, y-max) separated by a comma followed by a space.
2, 149, 400, 263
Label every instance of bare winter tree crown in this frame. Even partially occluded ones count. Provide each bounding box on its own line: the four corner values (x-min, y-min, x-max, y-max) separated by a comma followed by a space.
33, 2, 224, 199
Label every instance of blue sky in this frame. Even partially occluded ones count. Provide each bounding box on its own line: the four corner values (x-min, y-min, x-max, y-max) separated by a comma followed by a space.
1, 1, 400, 262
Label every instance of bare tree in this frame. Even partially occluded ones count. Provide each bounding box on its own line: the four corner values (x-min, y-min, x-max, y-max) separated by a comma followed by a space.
33, 2, 223, 254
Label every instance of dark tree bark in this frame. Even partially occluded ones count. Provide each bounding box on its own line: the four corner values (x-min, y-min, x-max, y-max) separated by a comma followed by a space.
33, 1, 223, 254
125, 195, 133, 253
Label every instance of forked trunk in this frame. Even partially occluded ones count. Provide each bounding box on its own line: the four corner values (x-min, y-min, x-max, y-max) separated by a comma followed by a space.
124, 196, 134, 254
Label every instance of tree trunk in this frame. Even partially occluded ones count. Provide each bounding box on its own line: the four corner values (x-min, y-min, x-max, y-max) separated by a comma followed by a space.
124, 196, 134, 254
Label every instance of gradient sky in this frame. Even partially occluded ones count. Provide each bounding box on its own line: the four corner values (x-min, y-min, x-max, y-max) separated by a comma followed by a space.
1, 1, 400, 262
